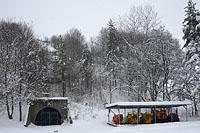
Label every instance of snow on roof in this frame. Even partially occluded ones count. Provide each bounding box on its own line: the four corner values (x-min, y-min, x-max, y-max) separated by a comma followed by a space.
105, 101, 192, 109
34, 97, 68, 101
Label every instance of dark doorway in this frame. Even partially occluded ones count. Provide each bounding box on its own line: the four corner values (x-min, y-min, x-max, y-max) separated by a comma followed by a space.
35, 107, 61, 126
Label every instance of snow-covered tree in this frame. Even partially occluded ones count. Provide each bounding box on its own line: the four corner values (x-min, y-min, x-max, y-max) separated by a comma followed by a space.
104, 19, 123, 103
183, 0, 200, 63
120, 26, 184, 102
181, 0, 200, 116
50, 29, 87, 99
80, 46, 93, 95
118, 5, 159, 35
0, 20, 49, 121
175, 63, 200, 116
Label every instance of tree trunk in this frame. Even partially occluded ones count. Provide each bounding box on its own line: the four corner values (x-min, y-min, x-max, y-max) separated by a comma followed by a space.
6, 94, 13, 119
5, 67, 14, 119
62, 66, 65, 97
11, 92, 14, 117
19, 80, 22, 122
68, 74, 71, 92
89, 76, 93, 96
109, 80, 112, 104
193, 98, 198, 116
137, 86, 140, 102
162, 81, 165, 101
19, 101, 22, 121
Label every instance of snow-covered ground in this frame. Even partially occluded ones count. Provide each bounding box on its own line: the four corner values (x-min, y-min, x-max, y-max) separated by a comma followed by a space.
1, 109, 200, 133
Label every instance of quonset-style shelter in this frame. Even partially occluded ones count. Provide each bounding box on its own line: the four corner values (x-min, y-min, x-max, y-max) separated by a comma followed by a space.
105, 101, 192, 126
24, 97, 72, 127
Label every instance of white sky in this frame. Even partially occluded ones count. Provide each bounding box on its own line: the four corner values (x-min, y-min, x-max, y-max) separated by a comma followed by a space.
0, 0, 200, 45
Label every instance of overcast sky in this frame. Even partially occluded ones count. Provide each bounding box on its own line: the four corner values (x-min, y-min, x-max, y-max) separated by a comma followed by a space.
0, 0, 200, 45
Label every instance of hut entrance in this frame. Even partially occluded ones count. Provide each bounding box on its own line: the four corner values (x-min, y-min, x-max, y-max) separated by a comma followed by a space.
35, 107, 61, 126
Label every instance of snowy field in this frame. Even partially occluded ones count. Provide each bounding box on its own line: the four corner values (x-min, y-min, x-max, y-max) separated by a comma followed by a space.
1, 110, 200, 133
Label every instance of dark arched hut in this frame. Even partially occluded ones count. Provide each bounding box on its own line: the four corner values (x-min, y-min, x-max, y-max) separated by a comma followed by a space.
24, 97, 72, 127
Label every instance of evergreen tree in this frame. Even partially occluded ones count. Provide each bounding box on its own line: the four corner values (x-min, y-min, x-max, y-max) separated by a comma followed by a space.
182, 0, 200, 116
105, 19, 122, 73
105, 19, 123, 103
50, 29, 86, 98
183, 0, 200, 63
80, 45, 93, 95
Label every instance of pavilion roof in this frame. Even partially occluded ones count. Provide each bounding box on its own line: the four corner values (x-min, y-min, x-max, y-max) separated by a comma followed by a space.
105, 101, 192, 109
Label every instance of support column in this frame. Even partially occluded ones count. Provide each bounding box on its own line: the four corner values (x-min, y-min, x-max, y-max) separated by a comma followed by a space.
154, 107, 156, 123
124, 108, 126, 123
137, 107, 140, 124
186, 105, 188, 121
118, 108, 120, 125
108, 109, 110, 123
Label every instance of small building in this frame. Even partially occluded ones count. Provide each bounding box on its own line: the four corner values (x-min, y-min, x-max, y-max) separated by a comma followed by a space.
105, 101, 192, 126
24, 97, 72, 127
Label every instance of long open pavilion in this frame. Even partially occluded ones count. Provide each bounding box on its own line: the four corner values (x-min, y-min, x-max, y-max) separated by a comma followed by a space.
105, 101, 192, 126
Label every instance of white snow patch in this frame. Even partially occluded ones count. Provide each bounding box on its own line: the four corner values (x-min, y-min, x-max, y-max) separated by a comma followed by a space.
46, 45, 57, 52
1, 110, 200, 133
34, 97, 68, 100
0, 101, 199, 133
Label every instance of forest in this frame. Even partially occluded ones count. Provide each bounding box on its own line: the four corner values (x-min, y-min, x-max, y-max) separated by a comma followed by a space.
0, 0, 200, 122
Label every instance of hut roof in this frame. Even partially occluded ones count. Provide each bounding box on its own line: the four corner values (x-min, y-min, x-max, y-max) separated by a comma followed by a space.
34, 97, 68, 101
105, 101, 192, 109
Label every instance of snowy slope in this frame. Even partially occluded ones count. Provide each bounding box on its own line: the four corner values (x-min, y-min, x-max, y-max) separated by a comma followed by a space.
1, 110, 200, 133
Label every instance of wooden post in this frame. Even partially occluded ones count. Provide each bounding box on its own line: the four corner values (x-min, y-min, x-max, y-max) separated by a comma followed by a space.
154, 107, 156, 123
124, 108, 126, 123
137, 107, 140, 124
108, 109, 110, 123
118, 108, 120, 125
186, 105, 188, 121
176, 108, 178, 115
